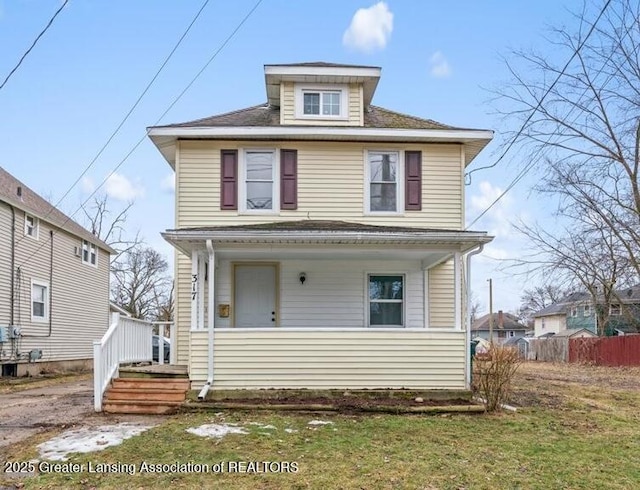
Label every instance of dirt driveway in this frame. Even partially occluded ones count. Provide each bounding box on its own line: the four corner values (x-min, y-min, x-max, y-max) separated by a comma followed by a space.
0, 377, 95, 451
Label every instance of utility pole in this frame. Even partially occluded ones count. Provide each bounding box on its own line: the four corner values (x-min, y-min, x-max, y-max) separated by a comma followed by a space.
488, 278, 493, 343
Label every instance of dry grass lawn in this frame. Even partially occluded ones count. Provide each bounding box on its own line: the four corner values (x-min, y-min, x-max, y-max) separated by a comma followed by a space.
1, 361, 639, 489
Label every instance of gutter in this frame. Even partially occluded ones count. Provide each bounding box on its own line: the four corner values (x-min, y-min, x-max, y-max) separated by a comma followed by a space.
465, 244, 485, 389
198, 239, 215, 401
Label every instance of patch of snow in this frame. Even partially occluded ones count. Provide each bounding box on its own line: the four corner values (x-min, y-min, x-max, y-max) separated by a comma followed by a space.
186, 423, 248, 439
259, 424, 276, 430
307, 420, 334, 426
284, 428, 298, 433
38, 423, 154, 461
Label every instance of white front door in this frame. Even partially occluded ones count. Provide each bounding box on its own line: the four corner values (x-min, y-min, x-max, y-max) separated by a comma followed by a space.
234, 264, 277, 327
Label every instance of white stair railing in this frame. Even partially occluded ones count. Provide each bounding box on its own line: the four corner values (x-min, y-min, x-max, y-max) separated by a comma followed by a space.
93, 312, 154, 411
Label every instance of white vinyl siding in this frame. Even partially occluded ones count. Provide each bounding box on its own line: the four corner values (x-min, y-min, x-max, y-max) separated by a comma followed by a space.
0, 205, 110, 362
177, 140, 463, 229
428, 259, 455, 328
189, 329, 466, 390
212, 259, 424, 329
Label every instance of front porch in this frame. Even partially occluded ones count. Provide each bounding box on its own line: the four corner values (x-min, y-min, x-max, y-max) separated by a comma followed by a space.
164, 221, 492, 392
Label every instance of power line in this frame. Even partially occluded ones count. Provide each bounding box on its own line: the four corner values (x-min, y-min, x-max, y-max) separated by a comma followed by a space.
465, 0, 613, 231
0, 0, 69, 92
17, 0, 264, 269
14, 0, 211, 251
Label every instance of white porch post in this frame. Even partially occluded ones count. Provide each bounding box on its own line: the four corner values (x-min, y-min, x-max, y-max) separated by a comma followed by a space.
198, 239, 215, 400
190, 250, 199, 331
454, 252, 462, 330
198, 255, 206, 329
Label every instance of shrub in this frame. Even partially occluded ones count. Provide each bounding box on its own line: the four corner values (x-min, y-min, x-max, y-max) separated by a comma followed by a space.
472, 344, 522, 411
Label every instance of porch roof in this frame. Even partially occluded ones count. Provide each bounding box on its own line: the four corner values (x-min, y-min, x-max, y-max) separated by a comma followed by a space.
162, 220, 493, 257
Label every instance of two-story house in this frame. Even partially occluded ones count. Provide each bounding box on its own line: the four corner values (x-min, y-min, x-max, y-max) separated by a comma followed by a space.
148, 62, 493, 394
0, 167, 113, 377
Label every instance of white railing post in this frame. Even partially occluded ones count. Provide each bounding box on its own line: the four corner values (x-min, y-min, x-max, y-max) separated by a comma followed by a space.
170, 321, 176, 365
93, 340, 102, 412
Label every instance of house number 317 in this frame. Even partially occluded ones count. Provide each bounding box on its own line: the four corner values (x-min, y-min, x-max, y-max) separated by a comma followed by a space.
191, 274, 198, 300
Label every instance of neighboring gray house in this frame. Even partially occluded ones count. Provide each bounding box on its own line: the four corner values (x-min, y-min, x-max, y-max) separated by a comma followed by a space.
0, 167, 114, 376
471, 311, 528, 344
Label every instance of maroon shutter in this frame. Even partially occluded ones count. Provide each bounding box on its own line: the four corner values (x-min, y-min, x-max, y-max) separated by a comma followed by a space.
220, 150, 238, 210
405, 151, 422, 210
280, 149, 298, 210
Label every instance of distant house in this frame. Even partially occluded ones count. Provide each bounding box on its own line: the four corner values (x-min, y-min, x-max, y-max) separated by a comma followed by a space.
471, 310, 528, 344
553, 328, 597, 339
533, 288, 640, 337
0, 167, 114, 376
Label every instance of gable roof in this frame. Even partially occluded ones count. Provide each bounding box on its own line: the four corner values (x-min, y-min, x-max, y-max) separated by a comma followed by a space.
553, 328, 596, 338
0, 167, 114, 253
471, 312, 528, 331
153, 104, 459, 130
533, 287, 640, 318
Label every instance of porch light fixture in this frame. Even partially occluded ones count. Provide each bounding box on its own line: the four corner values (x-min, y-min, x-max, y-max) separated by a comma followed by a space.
299, 272, 307, 285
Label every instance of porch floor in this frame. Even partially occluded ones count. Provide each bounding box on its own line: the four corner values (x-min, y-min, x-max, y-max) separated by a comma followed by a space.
119, 364, 188, 378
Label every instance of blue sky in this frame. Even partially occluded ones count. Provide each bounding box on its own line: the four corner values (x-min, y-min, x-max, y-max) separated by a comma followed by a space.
0, 0, 586, 313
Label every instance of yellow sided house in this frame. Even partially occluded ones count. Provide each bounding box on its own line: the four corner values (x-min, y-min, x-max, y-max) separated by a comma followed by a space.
148, 62, 493, 396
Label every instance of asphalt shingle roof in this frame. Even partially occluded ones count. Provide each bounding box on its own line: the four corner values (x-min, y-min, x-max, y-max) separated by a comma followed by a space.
153, 104, 461, 131
471, 312, 528, 332
0, 166, 113, 252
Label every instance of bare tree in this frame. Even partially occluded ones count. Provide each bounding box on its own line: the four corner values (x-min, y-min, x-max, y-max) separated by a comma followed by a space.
517, 284, 569, 325
492, 0, 640, 324
81, 194, 140, 259
469, 291, 483, 324
111, 246, 171, 320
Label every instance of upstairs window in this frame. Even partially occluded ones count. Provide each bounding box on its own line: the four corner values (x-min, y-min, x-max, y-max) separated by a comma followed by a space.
366, 151, 402, 213
82, 239, 97, 266
610, 304, 621, 316
25, 214, 38, 239
295, 85, 347, 119
243, 149, 276, 211
570, 306, 578, 317
583, 304, 591, 316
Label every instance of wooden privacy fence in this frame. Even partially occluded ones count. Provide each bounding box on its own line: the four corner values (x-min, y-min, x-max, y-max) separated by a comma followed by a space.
525, 338, 569, 362
569, 335, 640, 366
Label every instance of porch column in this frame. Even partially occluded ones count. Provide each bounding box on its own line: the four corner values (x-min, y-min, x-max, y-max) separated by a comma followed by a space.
190, 250, 199, 330
198, 255, 206, 329
206, 240, 215, 385
454, 252, 462, 330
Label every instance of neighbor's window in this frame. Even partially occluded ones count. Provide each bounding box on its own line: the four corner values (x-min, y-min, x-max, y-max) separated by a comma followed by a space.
368, 151, 400, 213
24, 214, 38, 239
31, 281, 48, 322
82, 239, 97, 266
570, 306, 578, 317
303, 90, 341, 116
583, 304, 591, 316
368, 274, 404, 326
244, 150, 276, 211
509, 331, 515, 338
610, 304, 621, 315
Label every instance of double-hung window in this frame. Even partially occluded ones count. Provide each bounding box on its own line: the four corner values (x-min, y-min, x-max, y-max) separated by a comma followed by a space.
367, 151, 401, 213
583, 304, 591, 316
368, 274, 404, 326
296, 85, 347, 119
31, 280, 48, 322
244, 150, 276, 211
25, 214, 38, 239
82, 239, 97, 266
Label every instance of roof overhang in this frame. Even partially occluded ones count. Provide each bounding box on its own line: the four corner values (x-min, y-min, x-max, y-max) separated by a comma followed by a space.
162, 227, 493, 259
148, 126, 493, 169
264, 64, 381, 108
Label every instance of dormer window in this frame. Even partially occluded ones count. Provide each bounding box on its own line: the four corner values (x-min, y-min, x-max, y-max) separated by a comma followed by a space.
295, 84, 347, 120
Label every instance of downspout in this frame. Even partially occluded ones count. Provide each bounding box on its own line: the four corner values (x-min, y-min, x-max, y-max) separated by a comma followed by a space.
21, 230, 54, 338
465, 244, 484, 389
198, 240, 215, 400
0, 199, 16, 326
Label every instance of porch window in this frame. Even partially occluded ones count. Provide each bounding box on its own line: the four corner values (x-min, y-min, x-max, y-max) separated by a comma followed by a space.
368, 274, 404, 326
31, 280, 48, 322
367, 151, 401, 213
244, 150, 276, 211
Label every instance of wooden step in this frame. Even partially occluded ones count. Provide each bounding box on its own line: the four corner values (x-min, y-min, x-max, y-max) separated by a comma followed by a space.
106, 387, 187, 403
111, 378, 190, 391
103, 399, 183, 415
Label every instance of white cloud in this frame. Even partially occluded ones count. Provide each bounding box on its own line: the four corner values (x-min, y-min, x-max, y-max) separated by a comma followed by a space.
80, 176, 95, 194
469, 180, 513, 237
429, 51, 452, 78
343, 2, 393, 53
160, 173, 175, 193
105, 172, 144, 202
